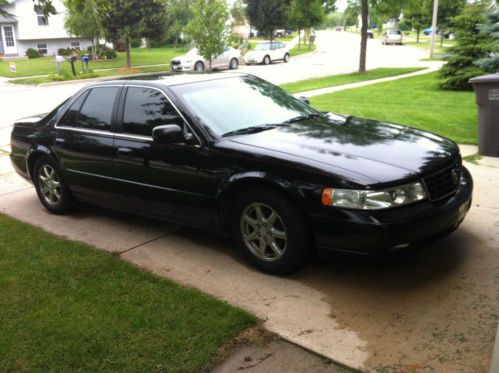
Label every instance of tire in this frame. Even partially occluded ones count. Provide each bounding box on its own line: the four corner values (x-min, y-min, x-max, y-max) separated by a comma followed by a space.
283, 53, 290, 63
262, 55, 271, 65
32, 156, 77, 214
194, 61, 205, 72
229, 58, 239, 70
231, 187, 311, 275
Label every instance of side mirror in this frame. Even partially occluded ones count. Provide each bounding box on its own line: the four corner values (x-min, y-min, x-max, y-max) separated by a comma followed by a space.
299, 96, 310, 105
152, 124, 184, 144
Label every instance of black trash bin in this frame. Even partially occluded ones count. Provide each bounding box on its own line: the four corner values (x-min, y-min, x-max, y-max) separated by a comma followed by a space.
469, 74, 499, 157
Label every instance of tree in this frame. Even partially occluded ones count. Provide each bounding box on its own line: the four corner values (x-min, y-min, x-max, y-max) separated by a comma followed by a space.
359, 0, 368, 72
231, 0, 246, 26
323, 0, 337, 13
244, 0, 290, 42
185, 0, 229, 70
476, 9, 499, 72
289, 0, 324, 45
138, 0, 166, 48
342, 0, 359, 30
1, 0, 56, 17
404, 0, 431, 43
94, 0, 165, 68
431, 0, 466, 47
439, 2, 494, 90
64, 0, 102, 58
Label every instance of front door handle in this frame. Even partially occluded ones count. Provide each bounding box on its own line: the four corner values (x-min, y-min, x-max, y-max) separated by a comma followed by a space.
117, 147, 133, 156
55, 138, 65, 145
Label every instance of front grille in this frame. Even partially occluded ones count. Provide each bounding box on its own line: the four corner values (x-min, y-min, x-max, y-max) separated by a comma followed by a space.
171, 60, 181, 66
423, 160, 461, 201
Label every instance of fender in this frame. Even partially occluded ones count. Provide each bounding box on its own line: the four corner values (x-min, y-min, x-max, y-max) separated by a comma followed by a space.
217, 171, 311, 232
26, 145, 59, 179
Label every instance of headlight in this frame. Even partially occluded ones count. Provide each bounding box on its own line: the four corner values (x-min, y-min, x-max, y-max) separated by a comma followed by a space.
322, 181, 426, 210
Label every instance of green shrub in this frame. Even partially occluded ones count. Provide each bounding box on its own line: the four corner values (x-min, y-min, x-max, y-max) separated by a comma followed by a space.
25, 48, 40, 59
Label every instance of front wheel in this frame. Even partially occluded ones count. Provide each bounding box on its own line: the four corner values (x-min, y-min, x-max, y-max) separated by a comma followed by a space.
194, 61, 205, 72
283, 53, 290, 63
231, 188, 311, 275
33, 156, 77, 214
229, 58, 239, 70
262, 55, 271, 65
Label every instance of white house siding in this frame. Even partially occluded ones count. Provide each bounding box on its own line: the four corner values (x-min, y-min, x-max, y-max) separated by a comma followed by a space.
17, 38, 92, 56
0, 0, 91, 57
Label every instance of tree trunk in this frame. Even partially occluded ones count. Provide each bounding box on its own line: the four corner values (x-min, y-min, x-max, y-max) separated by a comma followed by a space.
298, 28, 301, 46
440, 33, 444, 47
125, 34, 132, 68
209, 58, 212, 71
416, 29, 420, 43
359, 0, 368, 73
92, 39, 96, 59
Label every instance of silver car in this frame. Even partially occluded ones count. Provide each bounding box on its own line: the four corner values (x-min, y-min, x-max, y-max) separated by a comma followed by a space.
382, 30, 403, 45
171, 47, 242, 72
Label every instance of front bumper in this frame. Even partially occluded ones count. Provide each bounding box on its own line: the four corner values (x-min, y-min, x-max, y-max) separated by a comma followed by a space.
171, 64, 193, 72
312, 167, 473, 257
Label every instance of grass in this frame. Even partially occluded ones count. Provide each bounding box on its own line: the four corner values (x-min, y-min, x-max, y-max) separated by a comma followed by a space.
463, 153, 482, 164
10, 64, 172, 85
290, 43, 317, 56
0, 46, 188, 78
0, 213, 256, 372
310, 72, 477, 144
280, 67, 426, 93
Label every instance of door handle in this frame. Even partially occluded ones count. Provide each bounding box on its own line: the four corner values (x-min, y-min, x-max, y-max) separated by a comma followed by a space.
117, 147, 133, 156
55, 138, 65, 145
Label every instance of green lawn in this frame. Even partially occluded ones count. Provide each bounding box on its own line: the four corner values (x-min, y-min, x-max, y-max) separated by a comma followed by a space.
0, 46, 188, 78
289, 43, 317, 57
310, 72, 477, 144
0, 213, 255, 372
280, 67, 426, 93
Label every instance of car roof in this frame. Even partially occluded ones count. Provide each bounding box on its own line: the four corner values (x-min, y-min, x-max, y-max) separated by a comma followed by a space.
90, 72, 249, 88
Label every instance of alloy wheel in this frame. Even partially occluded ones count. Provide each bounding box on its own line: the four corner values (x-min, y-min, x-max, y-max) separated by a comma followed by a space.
38, 164, 61, 205
240, 202, 287, 262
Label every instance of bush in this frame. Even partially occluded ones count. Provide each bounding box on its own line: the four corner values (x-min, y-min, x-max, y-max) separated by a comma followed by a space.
439, 3, 494, 90
57, 47, 78, 56
25, 48, 40, 59
89, 45, 117, 60
228, 34, 244, 48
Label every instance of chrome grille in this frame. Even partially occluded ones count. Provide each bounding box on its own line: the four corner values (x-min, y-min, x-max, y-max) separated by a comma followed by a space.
423, 160, 461, 201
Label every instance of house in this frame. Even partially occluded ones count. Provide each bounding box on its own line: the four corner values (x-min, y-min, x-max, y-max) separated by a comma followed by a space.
0, 0, 92, 58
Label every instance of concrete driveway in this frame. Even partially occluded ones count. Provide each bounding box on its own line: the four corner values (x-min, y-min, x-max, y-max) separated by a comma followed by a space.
0, 149, 498, 372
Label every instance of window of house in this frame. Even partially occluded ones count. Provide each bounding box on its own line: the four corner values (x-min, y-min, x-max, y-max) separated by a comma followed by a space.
3, 26, 15, 47
59, 87, 119, 131
122, 87, 183, 137
37, 43, 48, 55
71, 41, 80, 50
36, 9, 49, 26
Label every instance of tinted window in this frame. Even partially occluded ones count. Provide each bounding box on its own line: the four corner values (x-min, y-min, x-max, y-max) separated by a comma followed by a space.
77, 87, 119, 131
58, 91, 89, 127
123, 87, 183, 137
389, 30, 401, 35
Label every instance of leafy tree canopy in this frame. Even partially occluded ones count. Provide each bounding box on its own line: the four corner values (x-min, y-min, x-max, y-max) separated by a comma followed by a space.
244, 0, 290, 40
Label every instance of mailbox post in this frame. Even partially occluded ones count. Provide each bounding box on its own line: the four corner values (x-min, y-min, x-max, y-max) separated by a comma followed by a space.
469, 74, 499, 157
67, 55, 78, 77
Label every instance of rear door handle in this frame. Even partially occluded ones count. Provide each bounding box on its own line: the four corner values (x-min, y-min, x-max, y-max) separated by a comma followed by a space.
55, 138, 65, 145
117, 147, 133, 156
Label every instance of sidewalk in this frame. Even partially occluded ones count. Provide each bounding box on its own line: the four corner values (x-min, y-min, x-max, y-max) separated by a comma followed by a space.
293, 64, 442, 97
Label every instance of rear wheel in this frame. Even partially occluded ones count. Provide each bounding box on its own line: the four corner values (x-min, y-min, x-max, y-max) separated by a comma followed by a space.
231, 188, 311, 275
263, 55, 271, 65
229, 58, 239, 70
33, 156, 76, 214
194, 61, 205, 72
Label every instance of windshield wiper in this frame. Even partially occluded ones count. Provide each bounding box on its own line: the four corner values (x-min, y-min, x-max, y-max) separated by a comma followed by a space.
223, 123, 285, 137
284, 113, 322, 123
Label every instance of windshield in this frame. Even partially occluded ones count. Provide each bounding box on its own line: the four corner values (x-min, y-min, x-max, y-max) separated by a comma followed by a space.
186, 48, 199, 56
171, 76, 319, 136
254, 43, 271, 51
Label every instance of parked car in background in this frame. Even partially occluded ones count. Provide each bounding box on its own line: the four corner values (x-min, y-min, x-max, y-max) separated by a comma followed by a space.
367, 30, 374, 39
423, 27, 432, 36
171, 47, 241, 72
10, 73, 473, 275
382, 30, 403, 45
244, 42, 290, 65
274, 29, 289, 38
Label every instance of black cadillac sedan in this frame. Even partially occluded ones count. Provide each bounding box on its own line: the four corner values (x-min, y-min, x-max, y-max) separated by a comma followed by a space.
10, 73, 473, 274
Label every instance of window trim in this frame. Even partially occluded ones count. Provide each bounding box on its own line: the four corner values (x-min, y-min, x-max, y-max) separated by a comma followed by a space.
54, 84, 201, 145
36, 10, 49, 26
36, 43, 48, 55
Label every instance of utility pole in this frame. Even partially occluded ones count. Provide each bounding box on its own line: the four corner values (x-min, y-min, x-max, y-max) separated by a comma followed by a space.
429, 0, 439, 59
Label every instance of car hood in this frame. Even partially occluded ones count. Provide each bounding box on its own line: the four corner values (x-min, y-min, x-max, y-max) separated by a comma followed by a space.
227, 113, 459, 186
172, 54, 199, 62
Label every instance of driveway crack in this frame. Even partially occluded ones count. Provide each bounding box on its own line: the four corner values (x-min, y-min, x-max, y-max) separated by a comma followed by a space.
116, 226, 181, 256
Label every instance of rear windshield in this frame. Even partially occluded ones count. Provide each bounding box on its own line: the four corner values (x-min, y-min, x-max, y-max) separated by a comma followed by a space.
389, 30, 402, 35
